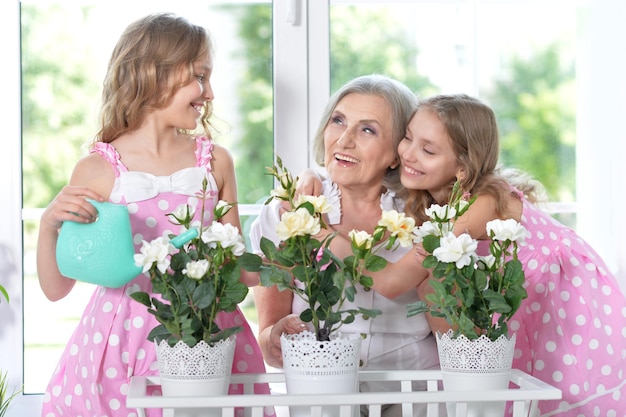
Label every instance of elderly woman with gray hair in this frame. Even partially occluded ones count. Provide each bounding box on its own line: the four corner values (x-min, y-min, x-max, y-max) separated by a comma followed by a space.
250, 74, 441, 417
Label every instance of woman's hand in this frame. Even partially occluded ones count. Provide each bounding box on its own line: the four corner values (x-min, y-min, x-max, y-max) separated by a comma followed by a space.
263, 314, 308, 368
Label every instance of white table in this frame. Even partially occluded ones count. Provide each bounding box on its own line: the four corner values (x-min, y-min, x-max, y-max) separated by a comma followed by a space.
127, 369, 561, 417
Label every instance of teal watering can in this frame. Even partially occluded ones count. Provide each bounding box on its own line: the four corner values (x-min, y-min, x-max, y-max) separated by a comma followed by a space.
56, 200, 198, 288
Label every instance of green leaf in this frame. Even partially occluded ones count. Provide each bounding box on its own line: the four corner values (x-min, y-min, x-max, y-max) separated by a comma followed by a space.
457, 312, 478, 338
299, 309, 313, 322
473, 270, 488, 294
259, 266, 292, 290
239, 252, 263, 271
484, 289, 512, 314
406, 300, 430, 317
422, 255, 439, 269
505, 259, 524, 284
359, 274, 373, 289
193, 283, 216, 310
0, 285, 9, 303
223, 281, 249, 306
344, 285, 356, 302
259, 236, 279, 260
208, 326, 242, 345
297, 201, 316, 215
148, 325, 172, 344
0, 369, 21, 414
359, 307, 381, 319
129, 291, 151, 307
364, 255, 387, 272
422, 235, 441, 253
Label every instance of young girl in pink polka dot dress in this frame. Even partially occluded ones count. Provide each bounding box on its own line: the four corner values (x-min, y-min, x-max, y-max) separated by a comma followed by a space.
399, 94, 626, 416
505, 189, 625, 416
36, 13, 271, 417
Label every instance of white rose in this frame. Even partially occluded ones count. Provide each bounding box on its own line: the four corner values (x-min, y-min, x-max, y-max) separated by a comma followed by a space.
270, 172, 292, 200
425, 204, 456, 221
201, 222, 245, 255
378, 210, 416, 247
278, 171, 292, 189
270, 186, 290, 200
168, 204, 190, 224
348, 230, 373, 250
276, 207, 321, 240
478, 254, 497, 270
412, 221, 441, 243
294, 194, 333, 215
183, 259, 209, 280
486, 219, 528, 243
134, 236, 175, 274
433, 232, 478, 269
214, 200, 233, 218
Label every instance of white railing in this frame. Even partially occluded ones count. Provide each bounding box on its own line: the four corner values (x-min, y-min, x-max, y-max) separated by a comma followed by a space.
127, 369, 561, 417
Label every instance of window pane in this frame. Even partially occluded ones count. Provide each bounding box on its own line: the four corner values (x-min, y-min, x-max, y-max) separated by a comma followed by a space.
475, 3, 577, 205
21, 1, 272, 393
329, 1, 579, 208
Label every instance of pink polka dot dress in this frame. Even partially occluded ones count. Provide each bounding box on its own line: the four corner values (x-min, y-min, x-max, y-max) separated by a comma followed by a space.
41, 137, 272, 417
505, 194, 626, 416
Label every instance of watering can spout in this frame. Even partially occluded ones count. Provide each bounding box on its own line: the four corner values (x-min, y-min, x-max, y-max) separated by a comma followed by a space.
170, 228, 199, 248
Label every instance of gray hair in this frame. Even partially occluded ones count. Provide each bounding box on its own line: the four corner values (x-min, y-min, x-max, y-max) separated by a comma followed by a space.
311, 74, 417, 191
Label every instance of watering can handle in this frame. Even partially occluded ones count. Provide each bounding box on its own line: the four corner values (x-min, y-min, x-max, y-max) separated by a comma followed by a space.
170, 228, 199, 248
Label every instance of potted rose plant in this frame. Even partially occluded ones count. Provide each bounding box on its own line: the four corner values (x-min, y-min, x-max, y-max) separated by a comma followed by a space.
252, 156, 415, 417
257, 156, 415, 342
407, 181, 528, 340
130, 178, 261, 401
407, 181, 529, 417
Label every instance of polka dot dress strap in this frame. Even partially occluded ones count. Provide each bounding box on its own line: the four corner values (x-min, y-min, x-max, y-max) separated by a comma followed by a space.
90, 142, 128, 178
195, 136, 214, 172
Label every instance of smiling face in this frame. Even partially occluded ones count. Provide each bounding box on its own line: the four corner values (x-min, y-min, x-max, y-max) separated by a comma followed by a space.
323, 93, 398, 191
160, 54, 214, 131
398, 108, 463, 203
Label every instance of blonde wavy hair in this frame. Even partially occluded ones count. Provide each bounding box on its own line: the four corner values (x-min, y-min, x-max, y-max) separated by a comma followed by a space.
94, 13, 214, 144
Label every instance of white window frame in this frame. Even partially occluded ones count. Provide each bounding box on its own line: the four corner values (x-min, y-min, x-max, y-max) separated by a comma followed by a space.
1, 0, 625, 415
0, 0, 27, 413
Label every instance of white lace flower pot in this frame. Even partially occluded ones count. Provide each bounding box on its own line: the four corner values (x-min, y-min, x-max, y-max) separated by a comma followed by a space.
155, 336, 236, 417
281, 331, 361, 417
436, 330, 516, 417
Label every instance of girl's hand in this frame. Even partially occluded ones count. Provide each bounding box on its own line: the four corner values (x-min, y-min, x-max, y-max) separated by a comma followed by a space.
295, 168, 324, 197
415, 243, 428, 264
279, 169, 324, 212
40, 186, 105, 231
